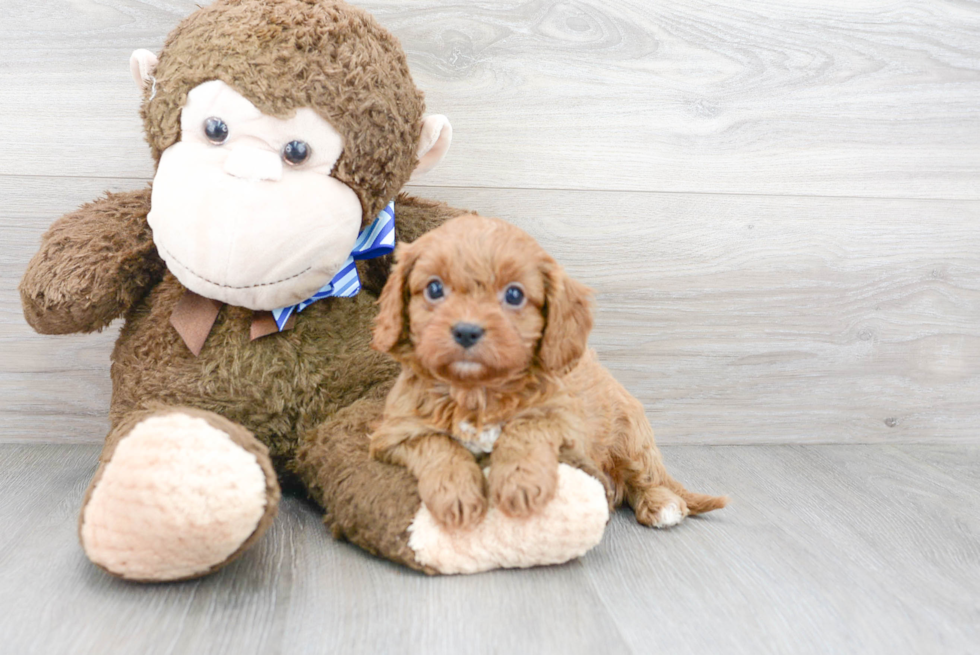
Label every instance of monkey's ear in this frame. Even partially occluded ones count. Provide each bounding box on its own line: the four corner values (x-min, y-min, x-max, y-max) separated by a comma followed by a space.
372, 242, 420, 355
129, 49, 159, 92
410, 115, 452, 181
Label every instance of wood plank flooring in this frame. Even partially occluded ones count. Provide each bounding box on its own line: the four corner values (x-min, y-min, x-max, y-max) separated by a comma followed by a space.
0, 443, 976, 655
4, 180, 980, 446
1, 2, 979, 652
2, 0, 979, 445
2, 1, 979, 198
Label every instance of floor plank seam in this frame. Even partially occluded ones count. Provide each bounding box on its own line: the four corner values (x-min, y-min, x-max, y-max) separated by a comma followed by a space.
2, 173, 978, 203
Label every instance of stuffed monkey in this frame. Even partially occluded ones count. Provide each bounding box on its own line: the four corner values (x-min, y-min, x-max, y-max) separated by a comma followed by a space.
20, 0, 608, 581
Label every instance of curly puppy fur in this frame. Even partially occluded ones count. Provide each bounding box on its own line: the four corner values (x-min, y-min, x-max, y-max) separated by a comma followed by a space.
369, 215, 728, 530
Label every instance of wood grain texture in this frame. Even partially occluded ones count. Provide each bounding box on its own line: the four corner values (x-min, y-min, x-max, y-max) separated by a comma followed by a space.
3, 179, 979, 444
2, 0, 979, 446
371, 0, 980, 199
587, 443, 980, 654
0, 443, 976, 654
427, 186, 980, 445
0, 0, 978, 198
3, 3, 979, 653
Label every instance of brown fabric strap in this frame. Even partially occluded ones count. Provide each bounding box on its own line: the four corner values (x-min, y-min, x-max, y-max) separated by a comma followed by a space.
171, 291, 299, 355
249, 311, 296, 341
170, 290, 223, 356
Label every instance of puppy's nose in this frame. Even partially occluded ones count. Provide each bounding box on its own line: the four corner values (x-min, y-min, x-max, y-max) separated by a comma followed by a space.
452, 323, 485, 349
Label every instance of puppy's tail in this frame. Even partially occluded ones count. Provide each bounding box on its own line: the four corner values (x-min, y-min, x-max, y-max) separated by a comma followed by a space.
664, 474, 729, 515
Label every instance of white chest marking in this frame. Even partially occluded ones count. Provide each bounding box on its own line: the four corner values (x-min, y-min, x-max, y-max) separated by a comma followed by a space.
454, 421, 501, 456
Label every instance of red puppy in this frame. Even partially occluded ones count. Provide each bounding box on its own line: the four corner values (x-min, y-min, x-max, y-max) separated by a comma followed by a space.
370, 214, 727, 530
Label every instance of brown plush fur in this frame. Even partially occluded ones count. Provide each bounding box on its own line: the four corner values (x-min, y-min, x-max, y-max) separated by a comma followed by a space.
143, 0, 423, 225
21, 191, 464, 453
21, 0, 518, 575
22, 0, 627, 576
370, 215, 728, 530
20, 189, 164, 335
21, 191, 470, 572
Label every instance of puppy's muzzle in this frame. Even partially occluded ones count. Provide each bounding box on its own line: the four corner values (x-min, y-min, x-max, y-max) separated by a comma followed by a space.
451, 323, 484, 349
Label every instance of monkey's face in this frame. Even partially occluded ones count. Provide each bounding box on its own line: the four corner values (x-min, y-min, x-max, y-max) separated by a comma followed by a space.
148, 80, 364, 310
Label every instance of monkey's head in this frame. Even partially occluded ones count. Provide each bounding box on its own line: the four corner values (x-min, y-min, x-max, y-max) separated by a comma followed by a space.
130, 0, 451, 310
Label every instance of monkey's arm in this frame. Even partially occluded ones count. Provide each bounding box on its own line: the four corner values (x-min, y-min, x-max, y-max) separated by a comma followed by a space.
20, 188, 166, 334
359, 193, 473, 295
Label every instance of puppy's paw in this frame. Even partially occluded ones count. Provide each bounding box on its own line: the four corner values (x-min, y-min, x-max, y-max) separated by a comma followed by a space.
489, 458, 559, 518
418, 463, 488, 531
633, 488, 690, 528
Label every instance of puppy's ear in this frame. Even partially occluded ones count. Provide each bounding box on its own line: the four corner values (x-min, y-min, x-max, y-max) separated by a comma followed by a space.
539, 260, 594, 373
372, 242, 419, 355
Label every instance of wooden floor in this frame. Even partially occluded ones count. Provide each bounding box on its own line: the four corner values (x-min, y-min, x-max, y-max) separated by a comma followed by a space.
3, 0, 979, 446
2, 1, 979, 654
0, 443, 977, 655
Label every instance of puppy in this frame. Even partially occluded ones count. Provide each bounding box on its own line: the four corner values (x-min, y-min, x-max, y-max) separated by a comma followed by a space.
370, 214, 727, 530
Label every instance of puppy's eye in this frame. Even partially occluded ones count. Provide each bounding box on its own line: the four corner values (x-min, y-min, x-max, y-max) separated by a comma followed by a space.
282, 140, 311, 165
204, 117, 229, 144
424, 278, 445, 302
503, 284, 525, 308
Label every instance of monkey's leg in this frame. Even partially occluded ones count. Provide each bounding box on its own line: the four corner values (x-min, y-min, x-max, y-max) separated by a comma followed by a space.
79, 407, 280, 582
293, 396, 610, 575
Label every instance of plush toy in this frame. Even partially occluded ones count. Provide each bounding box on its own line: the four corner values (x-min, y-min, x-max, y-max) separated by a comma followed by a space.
20, 0, 609, 580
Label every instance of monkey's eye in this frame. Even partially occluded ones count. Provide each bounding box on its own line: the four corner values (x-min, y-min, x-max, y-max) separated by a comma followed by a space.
204, 117, 229, 144
424, 278, 445, 302
503, 284, 526, 308
282, 140, 311, 166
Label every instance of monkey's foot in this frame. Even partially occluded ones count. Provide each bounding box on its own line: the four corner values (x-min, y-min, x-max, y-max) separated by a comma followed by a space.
80, 409, 279, 581
407, 464, 609, 574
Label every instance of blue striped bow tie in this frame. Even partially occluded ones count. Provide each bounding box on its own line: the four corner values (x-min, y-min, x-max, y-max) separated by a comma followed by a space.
270, 201, 396, 331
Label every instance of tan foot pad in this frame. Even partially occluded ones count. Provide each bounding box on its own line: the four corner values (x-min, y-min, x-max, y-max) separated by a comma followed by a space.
407, 463, 609, 574
81, 413, 269, 581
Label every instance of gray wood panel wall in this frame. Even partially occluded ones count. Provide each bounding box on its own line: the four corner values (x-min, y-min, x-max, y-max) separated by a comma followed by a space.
2, 0, 978, 445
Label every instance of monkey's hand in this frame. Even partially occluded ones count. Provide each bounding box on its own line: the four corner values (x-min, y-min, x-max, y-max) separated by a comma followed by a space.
20, 188, 166, 334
